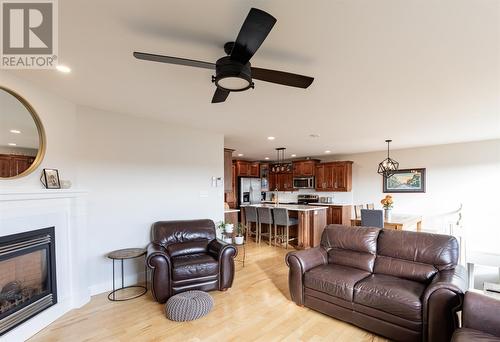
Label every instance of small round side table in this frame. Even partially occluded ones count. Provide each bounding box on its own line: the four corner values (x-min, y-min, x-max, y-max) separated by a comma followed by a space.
107, 248, 147, 301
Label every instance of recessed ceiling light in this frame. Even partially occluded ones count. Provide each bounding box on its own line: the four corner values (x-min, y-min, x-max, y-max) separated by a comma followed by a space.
264, 157, 270, 160
56, 65, 71, 73
291, 154, 297, 157
325, 150, 331, 154
309, 134, 321, 138
8, 143, 17, 146
9, 129, 21, 134
237, 153, 244, 157
267, 136, 275, 140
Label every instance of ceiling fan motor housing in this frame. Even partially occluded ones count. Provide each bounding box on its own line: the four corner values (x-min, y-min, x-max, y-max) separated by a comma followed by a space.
213, 56, 254, 92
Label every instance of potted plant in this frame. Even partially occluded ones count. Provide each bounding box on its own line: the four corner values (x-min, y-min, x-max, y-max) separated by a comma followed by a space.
217, 221, 233, 244
234, 223, 245, 245
380, 195, 394, 220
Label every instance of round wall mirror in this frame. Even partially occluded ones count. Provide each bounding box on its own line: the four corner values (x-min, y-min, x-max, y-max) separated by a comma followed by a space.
0, 86, 46, 179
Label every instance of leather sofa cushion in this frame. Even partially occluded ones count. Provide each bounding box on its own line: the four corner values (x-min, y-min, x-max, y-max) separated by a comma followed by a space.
321, 225, 381, 272
172, 253, 218, 281
167, 240, 209, 258
304, 264, 371, 301
451, 328, 500, 342
354, 274, 425, 322
376, 229, 458, 272
152, 219, 216, 246
328, 248, 376, 273
374, 255, 437, 283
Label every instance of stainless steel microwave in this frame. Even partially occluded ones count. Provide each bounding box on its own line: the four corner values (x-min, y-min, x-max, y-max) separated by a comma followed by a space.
293, 177, 315, 189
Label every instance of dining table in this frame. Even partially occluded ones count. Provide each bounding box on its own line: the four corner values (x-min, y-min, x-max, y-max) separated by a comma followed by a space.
350, 213, 422, 231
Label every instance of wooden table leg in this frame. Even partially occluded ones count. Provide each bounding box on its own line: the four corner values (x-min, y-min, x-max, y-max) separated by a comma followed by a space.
416, 220, 422, 232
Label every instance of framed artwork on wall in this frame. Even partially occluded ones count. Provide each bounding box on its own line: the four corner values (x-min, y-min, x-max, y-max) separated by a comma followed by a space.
383, 168, 426, 193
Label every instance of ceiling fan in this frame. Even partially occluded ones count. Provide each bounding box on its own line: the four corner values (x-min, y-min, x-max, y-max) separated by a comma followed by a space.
133, 8, 314, 103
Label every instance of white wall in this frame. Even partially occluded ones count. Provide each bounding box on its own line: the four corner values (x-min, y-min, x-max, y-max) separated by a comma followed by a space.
1, 73, 225, 296
324, 140, 500, 253
0, 72, 77, 189
75, 106, 224, 293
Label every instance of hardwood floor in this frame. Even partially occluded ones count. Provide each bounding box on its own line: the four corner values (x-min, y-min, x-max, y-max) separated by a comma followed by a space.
29, 242, 388, 342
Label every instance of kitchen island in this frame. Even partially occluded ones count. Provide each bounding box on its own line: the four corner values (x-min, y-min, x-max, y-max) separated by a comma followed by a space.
244, 204, 327, 249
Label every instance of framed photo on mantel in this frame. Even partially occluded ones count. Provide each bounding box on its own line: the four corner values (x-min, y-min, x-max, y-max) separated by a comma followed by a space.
383, 168, 426, 193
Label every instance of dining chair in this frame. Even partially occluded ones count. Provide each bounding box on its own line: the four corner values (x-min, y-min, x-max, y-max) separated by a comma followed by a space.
360, 209, 384, 228
366, 203, 375, 210
257, 207, 274, 245
244, 206, 259, 242
272, 208, 298, 249
354, 205, 363, 218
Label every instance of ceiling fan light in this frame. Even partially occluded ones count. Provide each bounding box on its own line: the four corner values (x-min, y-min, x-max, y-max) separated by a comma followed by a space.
217, 76, 251, 91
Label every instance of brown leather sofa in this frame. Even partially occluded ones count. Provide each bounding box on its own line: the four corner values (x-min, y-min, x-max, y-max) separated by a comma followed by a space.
146, 219, 237, 303
286, 225, 467, 342
451, 291, 500, 341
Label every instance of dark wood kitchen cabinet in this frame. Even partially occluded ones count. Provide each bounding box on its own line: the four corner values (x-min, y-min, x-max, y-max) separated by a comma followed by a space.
249, 162, 260, 177
324, 205, 352, 225
269, 170, 294, 191
293, 160, 319, 177
224, 149, 234, 192
315, 161, 353, 192
234, 160, 260, 177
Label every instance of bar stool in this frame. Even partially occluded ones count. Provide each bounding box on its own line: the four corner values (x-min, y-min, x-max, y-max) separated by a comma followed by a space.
257, 207, 273, 245
272, 208, 298, 249
244, 206, 259, 242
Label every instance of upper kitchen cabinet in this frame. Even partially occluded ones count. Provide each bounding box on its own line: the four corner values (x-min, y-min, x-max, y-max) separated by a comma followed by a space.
249, 162, 260, 177
234, 160, 260, 177
292, 160, 319, 177
315, 161, 353, 192
224, 149, 234, 192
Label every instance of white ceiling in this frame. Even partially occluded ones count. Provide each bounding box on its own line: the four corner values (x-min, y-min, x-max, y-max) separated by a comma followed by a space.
7, 0, 500, 160
0, 89, 40, 149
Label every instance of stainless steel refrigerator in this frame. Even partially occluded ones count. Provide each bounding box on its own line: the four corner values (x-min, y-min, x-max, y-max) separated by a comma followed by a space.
238, 177, 262, 206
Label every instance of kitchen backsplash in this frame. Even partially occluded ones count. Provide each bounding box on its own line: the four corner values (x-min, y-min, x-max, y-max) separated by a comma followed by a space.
264, 189, 353, 204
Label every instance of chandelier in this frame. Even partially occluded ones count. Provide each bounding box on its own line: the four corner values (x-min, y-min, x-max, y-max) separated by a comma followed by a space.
377, 139, 399, 177
271, 147, 287, 173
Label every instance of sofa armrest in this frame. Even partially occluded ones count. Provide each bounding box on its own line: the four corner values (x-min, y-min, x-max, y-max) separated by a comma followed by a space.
146, 243, 172, 303
285, 247, 328, 306
462, 291, 500, 337
423, 265, 467, 342
208, 239, 237, 290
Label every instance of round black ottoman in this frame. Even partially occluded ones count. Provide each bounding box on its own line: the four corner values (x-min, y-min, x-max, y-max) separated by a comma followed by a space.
165, 290, 214, 321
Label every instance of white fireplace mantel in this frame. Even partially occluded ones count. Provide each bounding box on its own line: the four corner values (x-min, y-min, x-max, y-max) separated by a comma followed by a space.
0, 188, 90, 341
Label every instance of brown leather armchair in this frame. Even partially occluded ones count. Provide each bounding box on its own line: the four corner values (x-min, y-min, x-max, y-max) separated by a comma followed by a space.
286, 225, 467, 342
146, 219, 237, 303
451, 291, 500, 341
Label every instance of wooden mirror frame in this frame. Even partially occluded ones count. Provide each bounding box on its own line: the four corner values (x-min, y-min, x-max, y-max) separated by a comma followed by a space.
0, 85, 46, 179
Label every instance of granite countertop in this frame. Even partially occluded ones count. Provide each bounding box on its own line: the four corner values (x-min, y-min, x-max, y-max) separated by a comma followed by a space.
314, 203, 353, 206
224, 209, 240, 213
248, 203, 328, 212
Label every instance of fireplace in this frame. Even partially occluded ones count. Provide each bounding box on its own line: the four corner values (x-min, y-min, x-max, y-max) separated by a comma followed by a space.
0, 227, 57, 336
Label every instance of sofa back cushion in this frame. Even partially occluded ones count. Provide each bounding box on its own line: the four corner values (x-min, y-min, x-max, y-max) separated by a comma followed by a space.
151, 219, 216, 248
374, 229, 459, 283
321, 225, 381, 272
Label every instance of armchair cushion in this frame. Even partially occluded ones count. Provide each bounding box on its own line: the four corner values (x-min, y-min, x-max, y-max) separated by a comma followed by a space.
462, 291, 500, 338
172, 253, 218, 281
354, 274, 426, 321
167, 240, 210, 257
304, 264, 370, 301
451, 328, 500, 342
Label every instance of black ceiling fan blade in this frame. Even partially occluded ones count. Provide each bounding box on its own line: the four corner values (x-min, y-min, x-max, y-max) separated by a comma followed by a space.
211, 88, 230, 103
133, 52, 215, 70
230, 8, 277, 65
251, 67, 314, 88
